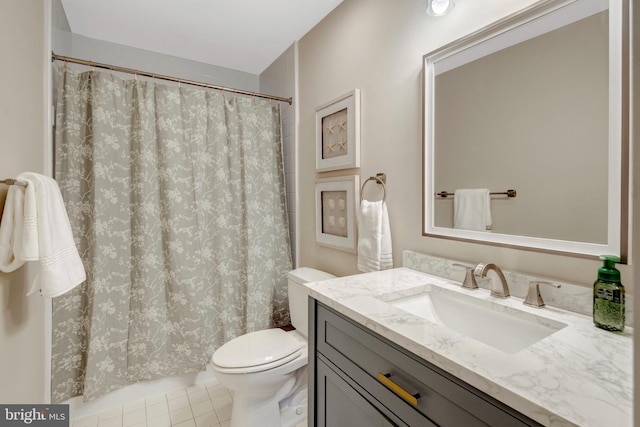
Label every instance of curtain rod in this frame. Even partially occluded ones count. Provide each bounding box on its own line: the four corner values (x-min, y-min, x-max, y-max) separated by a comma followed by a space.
52, 53, 293, 105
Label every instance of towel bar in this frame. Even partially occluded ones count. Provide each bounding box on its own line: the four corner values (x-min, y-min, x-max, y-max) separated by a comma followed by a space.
435, 189, 516, 198
0, 179, 28, 187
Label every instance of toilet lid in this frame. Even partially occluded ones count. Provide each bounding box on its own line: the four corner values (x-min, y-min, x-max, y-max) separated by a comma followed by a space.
212, 328, 303, 369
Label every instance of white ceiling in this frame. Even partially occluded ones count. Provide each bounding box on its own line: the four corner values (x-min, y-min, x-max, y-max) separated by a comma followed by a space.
60, 0, 343, 75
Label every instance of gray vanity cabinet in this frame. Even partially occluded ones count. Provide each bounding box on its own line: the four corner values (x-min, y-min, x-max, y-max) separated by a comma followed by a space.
309, 300, 543, 427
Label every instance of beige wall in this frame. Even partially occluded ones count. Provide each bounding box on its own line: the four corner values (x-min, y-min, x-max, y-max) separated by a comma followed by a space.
297, 0, 632, 293
260, 44, 298, 266
0, 0, 50, 403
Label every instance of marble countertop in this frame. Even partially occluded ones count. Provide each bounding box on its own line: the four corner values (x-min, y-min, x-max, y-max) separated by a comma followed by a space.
305, 267, 633, 427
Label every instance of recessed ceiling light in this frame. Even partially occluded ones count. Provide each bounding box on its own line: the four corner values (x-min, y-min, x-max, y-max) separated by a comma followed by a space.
427, 0, 455, 16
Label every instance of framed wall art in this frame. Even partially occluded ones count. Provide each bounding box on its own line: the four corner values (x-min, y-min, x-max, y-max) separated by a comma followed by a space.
315, 175, 360, 252
315, 89, 361, 172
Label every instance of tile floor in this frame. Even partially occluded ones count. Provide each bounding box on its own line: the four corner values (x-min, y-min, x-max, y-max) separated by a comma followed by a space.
71, 379, 233, 427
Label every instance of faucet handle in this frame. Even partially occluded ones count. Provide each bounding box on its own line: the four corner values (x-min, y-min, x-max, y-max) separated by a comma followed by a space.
524, 281, 561, 308
452, 263, 479, 290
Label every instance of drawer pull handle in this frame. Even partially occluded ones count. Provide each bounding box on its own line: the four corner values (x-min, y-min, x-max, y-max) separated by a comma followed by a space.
377, 373, 420, 406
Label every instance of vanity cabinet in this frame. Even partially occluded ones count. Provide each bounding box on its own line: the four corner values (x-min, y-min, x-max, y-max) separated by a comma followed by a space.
309, 300, 543, 427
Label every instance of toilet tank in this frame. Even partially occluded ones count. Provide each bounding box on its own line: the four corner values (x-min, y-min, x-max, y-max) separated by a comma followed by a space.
288, 267, 335, 337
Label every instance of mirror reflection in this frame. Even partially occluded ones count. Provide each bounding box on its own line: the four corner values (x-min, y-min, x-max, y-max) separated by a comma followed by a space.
423, 0, 628, 258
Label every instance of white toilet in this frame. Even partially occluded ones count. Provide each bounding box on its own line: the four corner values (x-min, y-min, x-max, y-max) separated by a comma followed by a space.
211, 268, 335, 427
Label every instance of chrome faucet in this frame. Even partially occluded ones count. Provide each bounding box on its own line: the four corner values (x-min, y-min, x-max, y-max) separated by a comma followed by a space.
473, 263, 510, 298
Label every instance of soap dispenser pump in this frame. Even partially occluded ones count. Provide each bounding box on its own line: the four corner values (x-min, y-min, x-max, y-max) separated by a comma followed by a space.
593, 255, 624, 332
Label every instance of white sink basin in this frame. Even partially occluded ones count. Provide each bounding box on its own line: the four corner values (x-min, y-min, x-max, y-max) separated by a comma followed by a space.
386, 286, 567, 354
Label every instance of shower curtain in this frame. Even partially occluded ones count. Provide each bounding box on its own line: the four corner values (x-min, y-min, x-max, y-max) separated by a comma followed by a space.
51, 64, 292, 402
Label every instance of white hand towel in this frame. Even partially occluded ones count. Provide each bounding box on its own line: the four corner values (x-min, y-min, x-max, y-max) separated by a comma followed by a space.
0, 184, 26, 272
0, 172, 86, 297
357, 200, 393, 272
454, 188, 492, 231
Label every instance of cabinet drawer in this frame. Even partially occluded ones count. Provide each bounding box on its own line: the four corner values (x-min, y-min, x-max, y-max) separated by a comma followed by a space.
316, 355, 409, 427
314, 301, 542, 427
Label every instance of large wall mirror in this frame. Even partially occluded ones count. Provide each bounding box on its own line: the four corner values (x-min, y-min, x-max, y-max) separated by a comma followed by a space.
423, 0, 629, 260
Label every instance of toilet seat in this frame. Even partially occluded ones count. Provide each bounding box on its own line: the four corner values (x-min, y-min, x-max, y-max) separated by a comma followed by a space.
212, 328, 304, 374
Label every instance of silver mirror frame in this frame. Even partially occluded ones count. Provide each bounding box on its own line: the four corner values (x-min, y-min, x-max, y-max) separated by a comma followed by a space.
422, 0, 629, 261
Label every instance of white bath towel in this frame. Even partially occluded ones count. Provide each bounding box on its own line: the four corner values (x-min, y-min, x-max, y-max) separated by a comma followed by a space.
357, 200, 393, 272
454, 188, 492, 231
0, 172, 86, 297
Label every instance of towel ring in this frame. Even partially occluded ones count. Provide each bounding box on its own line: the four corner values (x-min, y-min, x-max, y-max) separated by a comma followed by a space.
361, 175, 386, 202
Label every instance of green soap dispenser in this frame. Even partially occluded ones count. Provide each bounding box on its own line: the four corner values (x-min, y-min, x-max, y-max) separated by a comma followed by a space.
593, 255, 624, 332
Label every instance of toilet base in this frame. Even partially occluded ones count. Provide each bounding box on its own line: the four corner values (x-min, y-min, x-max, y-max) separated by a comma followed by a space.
280, 387, 307, 427
227, 372, 308, 427
229, 374, 294, 427
229, 392, 306, 427
280, 405, 306, 427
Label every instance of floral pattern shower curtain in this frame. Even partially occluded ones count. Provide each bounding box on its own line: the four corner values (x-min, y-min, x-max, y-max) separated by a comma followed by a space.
51, 65, 292, 402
